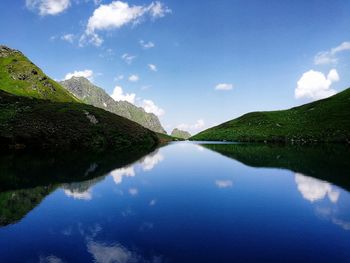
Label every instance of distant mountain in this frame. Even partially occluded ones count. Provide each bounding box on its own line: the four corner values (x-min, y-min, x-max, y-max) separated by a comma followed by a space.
191, 88, 350, 143
60, 77, 167, 134
171, 128, 191, 139
0, 45, 158, 152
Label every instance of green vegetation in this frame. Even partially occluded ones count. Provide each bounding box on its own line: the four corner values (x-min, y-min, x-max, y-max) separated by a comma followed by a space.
0, 90, 158, 152
156, 132, 179, 144
171, 128, 191, 139
203, 143, 350, 191
0, 186, 54, 226
0, 46, 159, 152
192, 88, 350, 143
0, 46, 76, 102
60, 77, 167, 133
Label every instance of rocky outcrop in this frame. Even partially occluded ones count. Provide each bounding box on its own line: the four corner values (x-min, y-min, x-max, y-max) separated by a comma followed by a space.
171, 128, 191, 139
60, 77, 167, 134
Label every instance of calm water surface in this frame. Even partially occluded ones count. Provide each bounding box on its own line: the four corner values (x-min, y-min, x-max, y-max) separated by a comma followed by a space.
0, 142, 350, 263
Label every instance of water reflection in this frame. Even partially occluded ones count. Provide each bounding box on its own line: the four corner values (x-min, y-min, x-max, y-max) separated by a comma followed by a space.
295, 173, 340, 203
1, 142, 350, 262
39, 255, 65, 263
203, 143, 350, 192
63, 177, 105, 201
203, 143, 350, 234
0, 186, 54, 226
215, 180, 233, 188
110, 149, 164, 185
0, 147, 159, 226
87, 239, 163, 263
111, 166, 136, 185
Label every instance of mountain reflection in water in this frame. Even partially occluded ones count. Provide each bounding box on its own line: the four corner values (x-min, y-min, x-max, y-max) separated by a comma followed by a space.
0, 142, 350, 263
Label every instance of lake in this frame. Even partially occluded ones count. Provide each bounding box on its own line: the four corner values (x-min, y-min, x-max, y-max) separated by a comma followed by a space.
0, 142, 350, 263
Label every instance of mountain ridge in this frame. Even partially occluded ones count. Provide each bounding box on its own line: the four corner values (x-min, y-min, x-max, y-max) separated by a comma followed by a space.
171, 128, 191, 139
60, 77, 167, 134
0, 45, 159, 152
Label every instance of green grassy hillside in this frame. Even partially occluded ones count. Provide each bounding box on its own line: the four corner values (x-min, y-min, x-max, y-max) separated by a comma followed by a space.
0, 45, 159, 152
0, 46, 76, 102
192, 88, 350, 143
0, 90, 158, 152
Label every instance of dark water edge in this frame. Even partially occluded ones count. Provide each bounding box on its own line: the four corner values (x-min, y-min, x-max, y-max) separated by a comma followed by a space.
0, 146, 158, 192
0, 146, 158, 226
202, 143, 350, 192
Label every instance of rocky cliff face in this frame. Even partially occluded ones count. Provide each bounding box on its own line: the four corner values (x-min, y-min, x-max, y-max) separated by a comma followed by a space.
171, 128, 191, 139
60, 77, 167, 134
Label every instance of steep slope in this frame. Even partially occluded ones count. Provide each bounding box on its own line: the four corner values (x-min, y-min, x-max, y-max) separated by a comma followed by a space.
0, 46, 159, 152
0, 46, 76, 102
192, 88, 350, 143
0, 90, 158, 152
171, 128, 191, 139
60, 77, 167, 134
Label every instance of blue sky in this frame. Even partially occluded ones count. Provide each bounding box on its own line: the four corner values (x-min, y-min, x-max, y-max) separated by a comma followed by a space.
1, 0, 350, 133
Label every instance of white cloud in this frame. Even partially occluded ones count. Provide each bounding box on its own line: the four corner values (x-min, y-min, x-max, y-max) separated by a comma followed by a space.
81, 1, 171, 46
215, 180, 233, 188
26, 0, 70, 16
109, 85, 164, 117
194, 119, 205, 129
110, 86, 136, 104
148, 64, 157, 72
79, 32, 104, 47
128, 74, 139, 82
215, 83, 233, 91
140, 99, 165, 116
61, 33, 74, 43
109, 150, 163, 185
140, 40, 155, 49
129, 188, 138, 196
39, 255, 65, 263
295, 173, 340, 203
176, 119, 205, 133
141, 85, 151, 90
64, 189, 92, 200
114, 74, 124, 81
140, 151, 163, 171
295, 69, 339, 100
64, 69, 94, 80
327, 68, 340, 82
87, 240, 137, 263
314, 41, 350, 65
110, 166, 135, 184
121, 53, 136, 64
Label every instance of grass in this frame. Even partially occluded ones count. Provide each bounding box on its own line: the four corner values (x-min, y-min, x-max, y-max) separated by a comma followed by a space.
155, 132, 180, 144
0, 46, 77, 102
191, 88, 350, 143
